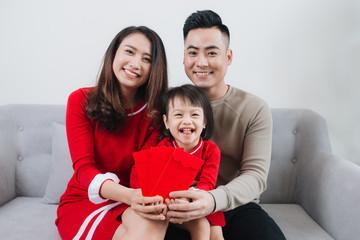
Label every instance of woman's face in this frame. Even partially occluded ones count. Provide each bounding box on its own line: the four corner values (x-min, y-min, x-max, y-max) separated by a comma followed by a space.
112, 33, 152, 95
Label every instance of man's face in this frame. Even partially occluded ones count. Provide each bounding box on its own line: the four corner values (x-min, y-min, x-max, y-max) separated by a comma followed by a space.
184, 27, 232, 91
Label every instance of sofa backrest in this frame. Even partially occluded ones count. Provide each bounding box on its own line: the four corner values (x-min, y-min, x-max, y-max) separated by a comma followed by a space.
0, 105, 332, 204
261, 109, 332, 203
0, 104, 66, 199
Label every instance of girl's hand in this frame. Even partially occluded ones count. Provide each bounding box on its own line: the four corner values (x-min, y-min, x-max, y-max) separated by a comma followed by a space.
164, 197, 190, 223
129, 189, 167, 221
166, 190, 215, 224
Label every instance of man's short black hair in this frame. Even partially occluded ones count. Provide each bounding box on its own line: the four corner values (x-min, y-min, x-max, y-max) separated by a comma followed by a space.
183, 10, 230, 45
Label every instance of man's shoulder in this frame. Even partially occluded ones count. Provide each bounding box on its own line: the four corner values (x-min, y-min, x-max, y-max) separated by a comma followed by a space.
228, 86, 266, 106
216, 86, 269, 114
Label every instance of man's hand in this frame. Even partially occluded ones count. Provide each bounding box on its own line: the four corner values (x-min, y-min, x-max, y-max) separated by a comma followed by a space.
165, 190, 215, 224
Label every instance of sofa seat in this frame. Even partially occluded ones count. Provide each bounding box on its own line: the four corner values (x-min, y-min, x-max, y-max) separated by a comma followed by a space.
0, 197, 60, 240
0, 197, 334, 240
261, 204, 333, 240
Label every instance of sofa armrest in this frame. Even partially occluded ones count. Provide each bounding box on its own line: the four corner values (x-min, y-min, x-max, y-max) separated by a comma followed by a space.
0, 113, 17, 206
297, 151, 360, 240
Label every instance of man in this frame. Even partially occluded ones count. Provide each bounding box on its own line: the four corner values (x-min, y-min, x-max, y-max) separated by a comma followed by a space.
166, 10, 286, 239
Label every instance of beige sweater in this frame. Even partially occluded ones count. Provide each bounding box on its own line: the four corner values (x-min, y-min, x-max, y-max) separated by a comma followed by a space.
209, 86, 272, 212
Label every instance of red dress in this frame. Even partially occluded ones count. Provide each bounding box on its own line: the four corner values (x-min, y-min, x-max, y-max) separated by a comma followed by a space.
55, 88, 160, 240
131, 137, 225, 227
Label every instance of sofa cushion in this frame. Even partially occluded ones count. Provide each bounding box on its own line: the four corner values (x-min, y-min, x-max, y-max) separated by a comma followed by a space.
261, 204, 334, 240
42, 122, 73, 204
0, 197, 61, 239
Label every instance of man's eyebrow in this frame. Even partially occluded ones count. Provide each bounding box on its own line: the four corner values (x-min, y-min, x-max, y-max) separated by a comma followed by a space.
186, 45, 220, 50
187, 45, 199, 50
205, 45, 220, 50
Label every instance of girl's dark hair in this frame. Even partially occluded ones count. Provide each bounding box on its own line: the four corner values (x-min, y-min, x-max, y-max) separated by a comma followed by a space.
160, 84, 214, 140
85, 26, 168, 132
183, 10, 230, 47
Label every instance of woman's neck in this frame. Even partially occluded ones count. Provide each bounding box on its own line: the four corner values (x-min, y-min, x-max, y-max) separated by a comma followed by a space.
121, 89, 141, 109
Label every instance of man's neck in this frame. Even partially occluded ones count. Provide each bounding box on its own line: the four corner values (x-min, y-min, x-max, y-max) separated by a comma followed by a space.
205, 83, 229, 101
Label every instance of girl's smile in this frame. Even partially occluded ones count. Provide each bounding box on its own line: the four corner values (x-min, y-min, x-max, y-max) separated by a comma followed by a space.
163, 96, 206, 152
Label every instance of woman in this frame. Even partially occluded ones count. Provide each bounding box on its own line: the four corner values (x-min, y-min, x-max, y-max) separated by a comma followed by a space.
56, 26, 169, 240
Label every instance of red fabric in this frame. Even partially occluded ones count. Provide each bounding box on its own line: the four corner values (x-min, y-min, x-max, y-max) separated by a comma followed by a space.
56, 88, 160, 240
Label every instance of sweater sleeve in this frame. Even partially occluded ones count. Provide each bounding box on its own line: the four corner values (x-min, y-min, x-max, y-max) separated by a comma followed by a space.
196, 142, 221, 191
66, 89, 119, 204
210, 100, 272, 212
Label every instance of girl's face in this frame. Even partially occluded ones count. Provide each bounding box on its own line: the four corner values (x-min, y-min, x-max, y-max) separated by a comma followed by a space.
163, 96, 206, 152
112, 33, 152, 97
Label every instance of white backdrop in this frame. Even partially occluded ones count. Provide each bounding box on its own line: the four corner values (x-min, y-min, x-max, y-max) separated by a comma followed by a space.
1, 0, 359, 165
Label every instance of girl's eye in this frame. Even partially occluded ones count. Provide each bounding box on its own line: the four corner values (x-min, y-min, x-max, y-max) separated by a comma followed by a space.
175, 113, 182, 117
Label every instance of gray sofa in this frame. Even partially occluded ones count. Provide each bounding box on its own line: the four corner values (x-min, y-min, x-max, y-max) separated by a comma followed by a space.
0, 104, 359, 240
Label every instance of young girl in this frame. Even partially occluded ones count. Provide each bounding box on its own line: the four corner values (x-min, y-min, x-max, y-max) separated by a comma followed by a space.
131, 84, 224, 240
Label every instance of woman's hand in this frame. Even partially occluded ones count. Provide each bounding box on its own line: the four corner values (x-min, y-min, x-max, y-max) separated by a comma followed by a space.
99, 180, 167, 221
129, 189, 167, 221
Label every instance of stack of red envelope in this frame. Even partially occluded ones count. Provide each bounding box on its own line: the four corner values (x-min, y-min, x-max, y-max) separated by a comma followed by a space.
132, 147, 204, 200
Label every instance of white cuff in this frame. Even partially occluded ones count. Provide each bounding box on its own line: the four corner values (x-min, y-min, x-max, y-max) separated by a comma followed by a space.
88, 172, 120, 204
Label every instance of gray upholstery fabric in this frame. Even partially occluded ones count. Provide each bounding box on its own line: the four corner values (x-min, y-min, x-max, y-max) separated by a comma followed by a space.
261, 109, 332, 203
42, 122, 73, 204
0, 116, 17, 206
0, 104, 359, 240
261, 204, 334, 240
0, 105, 66, 198
0, 197, 60, 240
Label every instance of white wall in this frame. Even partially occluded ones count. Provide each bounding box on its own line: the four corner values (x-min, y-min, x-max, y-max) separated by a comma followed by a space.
1, 0, 359, 165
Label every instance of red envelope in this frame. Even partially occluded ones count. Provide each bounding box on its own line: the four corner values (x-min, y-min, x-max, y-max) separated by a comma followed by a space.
150, 148, 204, 199
132, 150, 151, 195
148, 147, 175, 193
133, 147, 204, 199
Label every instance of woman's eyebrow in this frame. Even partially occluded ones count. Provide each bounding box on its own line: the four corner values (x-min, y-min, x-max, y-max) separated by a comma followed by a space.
124, 45, 152, 56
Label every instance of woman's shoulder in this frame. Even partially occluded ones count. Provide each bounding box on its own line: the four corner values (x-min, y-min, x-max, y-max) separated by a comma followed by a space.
69, 87, 94, 98
67, 87, 94, 103
66, 87, 95, 112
